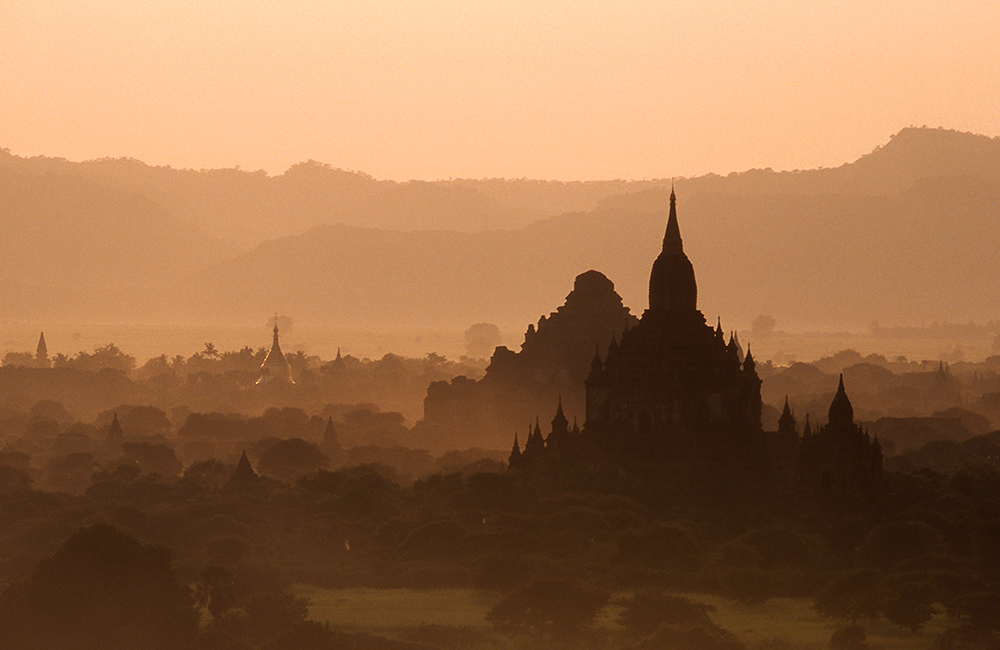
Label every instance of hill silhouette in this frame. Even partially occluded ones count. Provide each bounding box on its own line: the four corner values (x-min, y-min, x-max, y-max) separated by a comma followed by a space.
3, 127, 999, 330
0, 164, 228, 320
167, 172, 1000, 331
0, 150, 671, 247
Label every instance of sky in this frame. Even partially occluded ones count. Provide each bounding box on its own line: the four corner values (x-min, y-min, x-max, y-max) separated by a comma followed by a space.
4, 0, 999, 181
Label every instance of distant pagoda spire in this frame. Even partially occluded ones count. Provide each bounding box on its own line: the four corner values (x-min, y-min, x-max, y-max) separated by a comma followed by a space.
36, 332, 50, 368
227, 450, 259, 487
107, 412, 124, 445
323, 416, 340, 448
256, 317, 295, 385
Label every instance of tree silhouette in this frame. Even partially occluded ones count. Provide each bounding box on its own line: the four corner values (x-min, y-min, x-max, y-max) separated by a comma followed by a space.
195, 565, 236, 620
814, 568, 885, 622
257, 438, 329, 484
0, 524, 198, 650
486, 578, 608, 638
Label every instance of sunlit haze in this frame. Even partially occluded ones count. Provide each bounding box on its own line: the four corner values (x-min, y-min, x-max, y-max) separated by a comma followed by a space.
5, 0, 999, 180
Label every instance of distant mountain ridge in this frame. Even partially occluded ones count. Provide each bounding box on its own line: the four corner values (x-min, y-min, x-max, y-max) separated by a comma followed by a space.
0, 165, 228, 320
171, 172, 1000, 331
0, 149, 674, 246
2, 127, 999, 331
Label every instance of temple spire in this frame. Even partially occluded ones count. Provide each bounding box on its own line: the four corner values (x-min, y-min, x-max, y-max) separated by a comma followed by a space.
828, 374, 854, 427
227, 450, 259, 487
36, 332, 50, 368
508, 433, 522, 467
778, 395, 796, 435
648, 187, 697, 312
257, 316, 295, 385
662, 183, 683, 253
107, 412, 124, 444
551, 397, 568, 435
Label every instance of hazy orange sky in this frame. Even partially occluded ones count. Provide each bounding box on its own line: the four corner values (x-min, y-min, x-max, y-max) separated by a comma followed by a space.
5, 0, 998, 180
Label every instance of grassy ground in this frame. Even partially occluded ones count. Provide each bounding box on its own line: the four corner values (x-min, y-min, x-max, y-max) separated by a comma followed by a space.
300, 586, 952, 649
298, 585, 499, 630
689, 593, 949, 650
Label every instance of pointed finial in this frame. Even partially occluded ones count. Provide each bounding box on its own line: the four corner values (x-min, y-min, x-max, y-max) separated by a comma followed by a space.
838, 373, 846, 392
663, 181, 682, 251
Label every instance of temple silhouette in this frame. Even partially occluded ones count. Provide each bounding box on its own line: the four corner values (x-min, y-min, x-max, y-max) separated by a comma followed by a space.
583, 188, 764, 468
506, 189, 882, 500
256, 321, 295, 385
418, 270, 636, 450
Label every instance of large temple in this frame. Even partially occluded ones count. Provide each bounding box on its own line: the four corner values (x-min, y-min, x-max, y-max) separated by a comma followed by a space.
508, 189, 882, 500
583, 188, 765, 468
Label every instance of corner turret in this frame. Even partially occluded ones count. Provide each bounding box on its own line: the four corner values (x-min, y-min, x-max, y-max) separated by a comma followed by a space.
508, 433, 522, 467
778, 396, 796, 435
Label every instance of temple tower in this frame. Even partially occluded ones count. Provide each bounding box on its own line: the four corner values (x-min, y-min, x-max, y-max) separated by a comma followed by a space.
256, 321, 295, 385
36, 332, 50, 368
584, 190, 766, 471
799, 375, 883, 498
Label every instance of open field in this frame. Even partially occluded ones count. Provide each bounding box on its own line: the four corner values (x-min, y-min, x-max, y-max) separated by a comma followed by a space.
299, 586, 500, 630
300, 586, 953, 649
